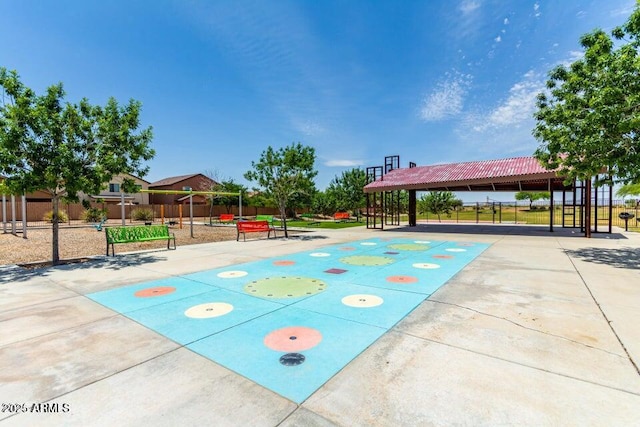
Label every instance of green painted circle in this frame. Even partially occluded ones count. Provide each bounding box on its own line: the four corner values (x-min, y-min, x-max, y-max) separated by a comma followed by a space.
388, 243, 430, 251
244, 276, 327, 298
339, 255, 395, 266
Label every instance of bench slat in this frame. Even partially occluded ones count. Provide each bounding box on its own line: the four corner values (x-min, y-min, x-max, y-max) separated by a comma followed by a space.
105, 225, 176, 255
236, 221, 276, 241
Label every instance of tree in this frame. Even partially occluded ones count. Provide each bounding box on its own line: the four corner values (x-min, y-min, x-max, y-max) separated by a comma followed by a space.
214, 179, 246, 214
616, 183, 640, 198
617, 183, 640, 207
417, 191, 461, 222
244, 143, 317, 238
311, 190, 337, 217
533, 4, 640, 236
515, 191, 550, 210
326, 168, 367, 220
0, 68, 154, 264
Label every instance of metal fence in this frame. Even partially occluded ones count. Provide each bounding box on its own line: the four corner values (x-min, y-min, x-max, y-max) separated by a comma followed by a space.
1, 200, 280, 231
417, 200, 639, 229
3, 199, 639, 232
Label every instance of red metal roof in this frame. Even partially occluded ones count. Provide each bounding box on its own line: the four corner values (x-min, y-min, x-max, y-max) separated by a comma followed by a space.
364, 156, 566, 192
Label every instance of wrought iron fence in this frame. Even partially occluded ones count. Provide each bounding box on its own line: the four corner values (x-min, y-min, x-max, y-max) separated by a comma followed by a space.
417, 200, 639, 229
1, 200, 280, 231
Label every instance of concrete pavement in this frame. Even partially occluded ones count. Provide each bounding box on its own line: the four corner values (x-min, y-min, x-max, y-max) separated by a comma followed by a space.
1, 224, 639, 426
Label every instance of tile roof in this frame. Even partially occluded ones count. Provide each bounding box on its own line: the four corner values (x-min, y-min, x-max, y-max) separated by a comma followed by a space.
364, 157, 563, 192
149, 174, 202, 187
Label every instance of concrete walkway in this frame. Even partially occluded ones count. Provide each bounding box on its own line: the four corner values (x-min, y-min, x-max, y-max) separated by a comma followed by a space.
1, 225, 639, 426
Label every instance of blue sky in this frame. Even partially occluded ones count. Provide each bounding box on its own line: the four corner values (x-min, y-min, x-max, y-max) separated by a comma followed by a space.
0, 0, 636, 200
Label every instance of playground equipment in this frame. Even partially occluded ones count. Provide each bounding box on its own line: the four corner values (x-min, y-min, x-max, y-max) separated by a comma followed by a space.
1, 194, 27, 238
139, 189, 241, 238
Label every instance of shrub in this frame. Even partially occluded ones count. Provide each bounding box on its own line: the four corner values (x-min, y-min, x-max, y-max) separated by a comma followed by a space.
81, 207, 107, 222
43, 210, 69, 223
131, 207, 154, 221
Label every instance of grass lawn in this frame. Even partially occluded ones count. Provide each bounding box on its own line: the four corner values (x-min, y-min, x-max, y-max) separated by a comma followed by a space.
275, 219, 365, 229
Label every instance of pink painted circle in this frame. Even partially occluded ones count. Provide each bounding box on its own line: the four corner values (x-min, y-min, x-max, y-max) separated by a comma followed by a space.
386, 275, 419, 284
340, 246, 356, 251
433, 255, 454, 259
264, 326, 323, 352
273, 260, 296, 266
134, 286, 176, 298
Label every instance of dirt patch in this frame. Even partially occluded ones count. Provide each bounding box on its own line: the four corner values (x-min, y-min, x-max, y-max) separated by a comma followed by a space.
0, 224, 287, 265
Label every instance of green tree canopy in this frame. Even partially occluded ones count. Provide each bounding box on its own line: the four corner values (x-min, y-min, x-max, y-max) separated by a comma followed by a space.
0, 68, 154, 264
244, 142, 317, 237
616, 183, 640, 197
533, 3, 640, 184
326, 168, 367, 220
417, 191, 461, 222
515, 191, 550, 209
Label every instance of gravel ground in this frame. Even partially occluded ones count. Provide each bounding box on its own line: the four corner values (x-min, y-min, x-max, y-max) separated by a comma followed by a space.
0, 223, 291, 266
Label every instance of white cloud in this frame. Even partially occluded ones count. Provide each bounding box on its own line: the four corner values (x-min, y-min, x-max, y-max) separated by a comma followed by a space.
459, 0, 481, 15
494, 35, 502, 43
486, 80, 543, 127
611, 5, 635, 17
533, 2, 541, 17
295, 120, 325, 136
504, 18, 510, 25
557, 50, 584, 68
420, 73, 471, 121
325, 159, 364, 167
470, 71, 544, 132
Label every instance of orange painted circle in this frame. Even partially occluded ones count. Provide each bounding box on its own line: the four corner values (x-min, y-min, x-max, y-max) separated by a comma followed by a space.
386, 275, 419, 284
273, 260, 296, 266
433, 255, 454, 259
134, 286, 176, 298
340, 246, 356, 251
264, 326, 323, 352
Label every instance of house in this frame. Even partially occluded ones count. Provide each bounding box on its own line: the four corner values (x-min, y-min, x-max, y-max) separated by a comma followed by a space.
1, 175, 52, 201
148, 173, 217, 205
82, 173, 150, 205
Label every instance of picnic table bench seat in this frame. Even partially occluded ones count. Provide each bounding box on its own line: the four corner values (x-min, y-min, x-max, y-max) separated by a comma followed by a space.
236, 220, 277, 241
333, 212, 352, 222
218, 214, 235, 224
255, 214, 274, 225
105, 225, 176, 256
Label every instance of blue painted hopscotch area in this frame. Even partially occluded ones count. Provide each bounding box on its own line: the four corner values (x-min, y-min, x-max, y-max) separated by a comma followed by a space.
88, 237, 490, 403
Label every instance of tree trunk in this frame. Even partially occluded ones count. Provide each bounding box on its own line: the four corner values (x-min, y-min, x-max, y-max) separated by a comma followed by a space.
585, 179, 592, 238
280, 204, 288, 238
208, 198, 214, 225
52, 196, 60, 265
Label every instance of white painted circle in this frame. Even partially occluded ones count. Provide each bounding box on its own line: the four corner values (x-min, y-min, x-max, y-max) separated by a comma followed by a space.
310, 252, 331, 257
360, 242, 377, 246
341, 294, 384, 308
446, 248, 467, 252
412, 263, 441, 269
217, 270, 248, 278
414, 240, 431, 244
184, 302, 234, 318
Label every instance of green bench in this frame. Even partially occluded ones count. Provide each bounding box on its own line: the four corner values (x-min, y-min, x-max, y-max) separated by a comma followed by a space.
256, 215, 274, 225
105, 225, 176, 256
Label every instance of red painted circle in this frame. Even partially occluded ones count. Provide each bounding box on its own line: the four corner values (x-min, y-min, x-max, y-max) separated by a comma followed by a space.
273, 260, 296, 266
432, 255, 454, 259
134, 286, 176, 298
264, 326, 323, 352
386, 275, 419, 284
340, 246, 356, 251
